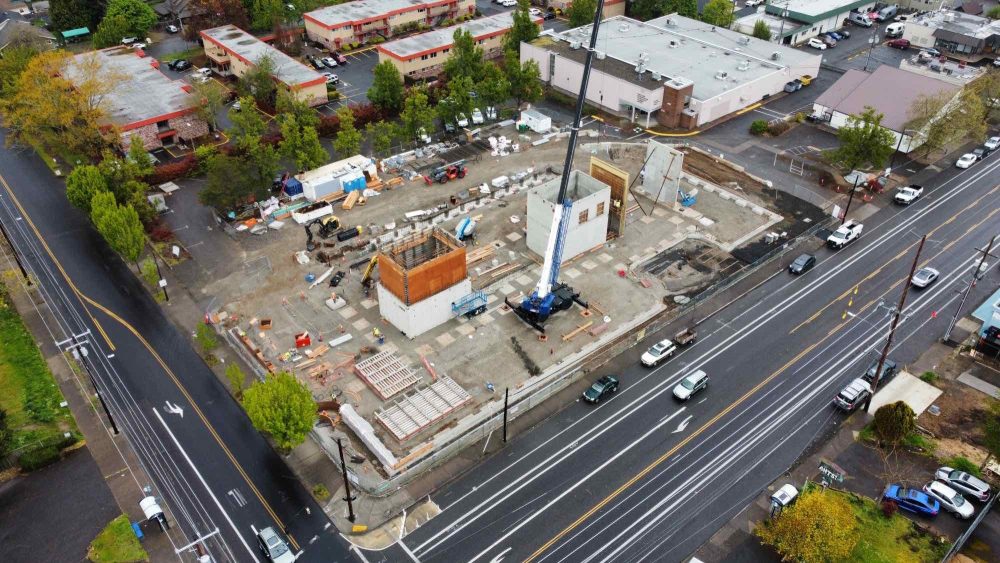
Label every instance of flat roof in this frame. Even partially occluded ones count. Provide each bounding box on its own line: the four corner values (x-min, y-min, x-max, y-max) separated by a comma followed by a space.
910, 9, 1000, 40
62, 47, 196, 129
379, 12, 540, 59
764, 0, 873, 23
306, 0, 456, 29
814, 66, 960, 131
734, 12, 808, 39
546, 15, 819, 101
200, 25, 323, 88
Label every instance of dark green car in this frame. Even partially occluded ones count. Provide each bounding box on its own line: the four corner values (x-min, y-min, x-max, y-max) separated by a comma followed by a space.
583, 375, 619, 404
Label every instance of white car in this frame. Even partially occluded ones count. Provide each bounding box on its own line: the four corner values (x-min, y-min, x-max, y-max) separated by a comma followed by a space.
529, 7, 542, 16
641, 339, 677, 367
166, 24, 179, 33
745, 0, 764, 6
121, 36, 137, 45
672, 370, 708, 401
322, 72, 339, 84
826, 220, 863, 249
321, 57, 338, 68
232, 99, 241, 111
984, 136, 1000, 151
936, 467, 992, 501
808, 38, 828, 50
456, 112, 469, 127
955, 153, 977, 168
132, 42, 147, 50
256, 526, 295, 563
471, 108, 484, 125
893, 185, 923, 205
923, 481, 974, 519
910, 267, 939, 288
500, 0, 517, 6
770, 484, 799, 507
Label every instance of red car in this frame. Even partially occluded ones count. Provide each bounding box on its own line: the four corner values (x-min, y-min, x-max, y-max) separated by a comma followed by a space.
887, 38, 910, 49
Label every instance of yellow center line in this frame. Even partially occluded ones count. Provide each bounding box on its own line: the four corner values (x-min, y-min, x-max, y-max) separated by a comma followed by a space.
0, 173, 299, 550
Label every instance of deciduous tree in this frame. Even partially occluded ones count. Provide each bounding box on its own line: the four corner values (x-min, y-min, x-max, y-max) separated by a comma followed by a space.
873, 401, 916, 446
0, 46, 37, 100
755, 488, 858, 563
237, 55, 278, 108
199, 153, 258, 210
973, 69, 1000, 115
367, 61, 405, 114
90, 192, 145, 264
567, 0, 598, 27
242, 371, 316, 452
674, 0, 699, 18
50, 0, 105, 33
701, 0, 735, 27
828, 106, 896, 170
907, 90, 986, 157
186, 0, 250, 41
333, 106, 362, 156
189, 79, 227, 131
443, 29, 485, 83
628, 0, 665, 21
279, 115, 328, 171
66, 165, 109, 213
980, 401, 1000, 470
249, 0, 286, 31
96, 0, 158, 45
366, 120, 400, 155
505, 0, 540, 53
226, 364, 247, 398
399, 88, 435, 141
752, 20, 773, 40
479, 62, 511, 108
505, 49, 543, 107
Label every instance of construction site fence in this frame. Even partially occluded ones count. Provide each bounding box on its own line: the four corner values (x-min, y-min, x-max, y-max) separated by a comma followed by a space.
334, 218, 831, 498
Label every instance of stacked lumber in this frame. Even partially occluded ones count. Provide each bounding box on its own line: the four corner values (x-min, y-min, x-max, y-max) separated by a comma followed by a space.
342, 191, 361, 210
466, 245, 495, 267
562, 321, 593, 342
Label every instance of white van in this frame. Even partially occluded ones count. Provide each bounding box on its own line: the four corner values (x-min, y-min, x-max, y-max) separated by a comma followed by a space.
848, 12, 873, 27
885, 22, 905, 37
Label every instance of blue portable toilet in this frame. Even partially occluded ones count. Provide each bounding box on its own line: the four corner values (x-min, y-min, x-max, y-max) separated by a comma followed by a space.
283, 178, 304, 199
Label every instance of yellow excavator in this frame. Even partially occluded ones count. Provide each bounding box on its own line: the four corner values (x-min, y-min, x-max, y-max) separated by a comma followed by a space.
304, 215, 341, 251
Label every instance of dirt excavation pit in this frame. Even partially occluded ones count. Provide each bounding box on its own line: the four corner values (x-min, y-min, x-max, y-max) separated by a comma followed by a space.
640, 240, 738, 295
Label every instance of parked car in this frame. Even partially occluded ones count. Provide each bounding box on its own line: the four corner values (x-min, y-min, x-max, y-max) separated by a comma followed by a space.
745, 0, 764, 6
956, 153, 978, 168
444, 122, 456, 134
673, 370, 708, 401
456, 112, 469, 127
935, 467, 991, 501
132, 42, 147, 50
923, 481, 974, 519
641, 339, 677, 367
885, 22, 905, 37
893, 185, 923, 205
321, 57, 338, 68
485, 106, 497, 121
471, 108, 484, 125
333, 52, 348, 65
191, 68, 212, 83
838, 29, 851, 38
231, 99, 241, 111
529, 7, 542, 16
887, 38, 911, 49
910, 267, 940, 288
882, 484, 940, 516
770, 484, 799, 507
827, 220, 863, 249
256, 526, 295, 563
972, 147, 989, 160
166, 24, 179, 34
121, 36, 137, 45
821, 35, 837, 48
543, 11, 557, 20
582, 375, 619, 404
833, 378, 872, 412
499, 0, 517, 6
788, 254, 816, 275
799, 74, 813, 86
862, 358, 898, 386
168, 59, 192, 71
807, 37, 828, 50
985, 136, 1000, 151
322, 72, 339, 84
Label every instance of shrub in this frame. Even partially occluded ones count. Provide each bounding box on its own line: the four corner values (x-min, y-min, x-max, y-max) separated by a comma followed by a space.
147, 156, 197, 184
768, 121, 791, 136
193, 145, 217, 175
919, 371, 938, 383
195, 322, 219, 353
881, 499, 898, 518
140, 258, 159, 288
19, 445, 60, 471
312, 483, 330, 500
750, 119, 769, 135
351, 102, 383, 128
148, 221, 173, 242
318, 113, 341, 137
794, 112, 806, 123
946, 456, 980, 476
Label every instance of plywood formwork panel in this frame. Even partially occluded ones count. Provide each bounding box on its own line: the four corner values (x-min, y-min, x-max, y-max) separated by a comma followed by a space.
375, 376, 472, 441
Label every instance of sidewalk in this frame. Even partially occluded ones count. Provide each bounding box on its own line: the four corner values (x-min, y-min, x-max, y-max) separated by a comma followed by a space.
5, 280, 176, 560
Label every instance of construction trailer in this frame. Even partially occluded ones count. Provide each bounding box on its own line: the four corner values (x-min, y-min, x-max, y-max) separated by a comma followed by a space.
296, 155, 378, 201
377, 228, 471, 338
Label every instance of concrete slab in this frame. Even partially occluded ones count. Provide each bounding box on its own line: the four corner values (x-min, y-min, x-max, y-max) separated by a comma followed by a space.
668, 215, 685, 225
596, 253, 613, 263
869, 371, 943, 415
499, 283, 517, 295
640, 216, 656, 224
506, 232, 523, 242
338, 306, 357, 319
352, 318, 371, 331
957, 371, 1000, 399
563, 268, 581, 279
515, 274, 533, 286
580, 260, 598, 271
455, 324, 475, 336
436, 333, 455, 346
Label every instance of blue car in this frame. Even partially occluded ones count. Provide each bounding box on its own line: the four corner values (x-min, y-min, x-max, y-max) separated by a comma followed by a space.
883, 484, 940, 516
828, 31, 843, 40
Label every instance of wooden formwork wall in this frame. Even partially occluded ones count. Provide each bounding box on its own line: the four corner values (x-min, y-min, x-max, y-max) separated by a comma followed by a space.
378, 246, 467, 305
378, 253, 407, 303
589, 157, 629, 239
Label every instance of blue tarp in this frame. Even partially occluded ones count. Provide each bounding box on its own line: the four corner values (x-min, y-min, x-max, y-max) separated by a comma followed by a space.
283, 178, 303, 197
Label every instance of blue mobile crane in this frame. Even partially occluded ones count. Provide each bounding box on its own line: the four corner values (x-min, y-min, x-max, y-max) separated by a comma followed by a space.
505, 0, 606, 333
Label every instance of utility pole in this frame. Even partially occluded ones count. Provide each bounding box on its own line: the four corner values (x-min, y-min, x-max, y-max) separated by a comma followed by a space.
863, 234, 925, 413
943, 235, 997, 343
841, 176, 861, 225
863, 20, 880, 72
336, 438, 356, 523
502, 388, 509, 444
0, 218, 30, 284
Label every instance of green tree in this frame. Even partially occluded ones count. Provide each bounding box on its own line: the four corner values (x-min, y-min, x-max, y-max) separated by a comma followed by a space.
199, 153, 259, 210
367, 61, 405, 114
873, 401, 916, 446
674, 0, 699, 18
701, 0, 735, 27
66, 165, 109, 213
506, 49, 543, 106
752, 19, 773, 41
226, 363, 247, 398
0, 46, 38, 101
90, 194, 145, 264
974, 69, 1000, 115
988, 5, 1000, 19
446, 75, 475, 118
126, 136, 154, 178
980, 401, 1000, 470
103, 0, 158, 38
479, 63, 511, 108
189, 79, 227, 131
195, 321, 219, 353
249, 0, 286, 31
567, 0, 598, 27
0, 408, 11, 455
755, 488, 858, 563
828, 106, 896, 170
333, 106, 362, 156
505, 0, 540, 54
366, 120, 400, 155
399, 88, 436, 141
443, 29, 485, 83
276, 90, 319, 128
280, 116, 328, 171
910, 90, 986, 157
229, 96, 280, 189
242, 371, 316, 452
628, 0, 665, 21
238, 55, 278, 107
50, 0, 103, 33
230, 96, 268, 148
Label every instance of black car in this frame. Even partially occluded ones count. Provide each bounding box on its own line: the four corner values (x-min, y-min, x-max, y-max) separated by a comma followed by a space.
789, 254, 816, 275
582, 375, 619, 404
444, 122, 456, 134
168, 59, 192, 71
862, 358, 898, 387
544, 11, 557, 20
838, 29, 851, 38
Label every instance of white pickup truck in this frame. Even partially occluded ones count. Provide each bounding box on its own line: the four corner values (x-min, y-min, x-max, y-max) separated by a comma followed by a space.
893, 184, 923, 205
827, 220, 863, 249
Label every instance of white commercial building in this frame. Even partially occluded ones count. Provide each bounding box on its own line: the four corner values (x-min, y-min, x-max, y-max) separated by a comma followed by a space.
521, 15, 821, 129
903, 10, 1000, 63
759, 0, 877, 45
527, 171, 610, 264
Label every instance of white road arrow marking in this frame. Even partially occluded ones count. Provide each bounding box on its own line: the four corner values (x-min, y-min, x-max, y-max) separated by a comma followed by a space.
489, 547, 513, 563
671, 415, 693, 434
163, 401, 184, 418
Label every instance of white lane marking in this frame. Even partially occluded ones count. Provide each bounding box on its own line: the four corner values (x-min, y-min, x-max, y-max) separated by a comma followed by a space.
350, 544, 372, 563
163, 400, 184, 417
490, 547, 513, 562
671, 415, 693, 434
410, 160, 1000, 555
152, 408, 260, 563
461, 408, 687, 563
398, 539, 421, 563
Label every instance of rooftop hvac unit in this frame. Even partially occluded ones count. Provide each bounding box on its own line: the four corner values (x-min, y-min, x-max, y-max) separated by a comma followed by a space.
738, 60, 751, 71
651, 72, 661, 80
665, 18, 676, 26
739, 36, 751, 45
715, 70, 728, 79
669, 40, 678, 47
570, 41, 581, 49
619, 23, 630, 32
771, 51, 781, 60
595, 50, 606, 59
635, 63, 646, 74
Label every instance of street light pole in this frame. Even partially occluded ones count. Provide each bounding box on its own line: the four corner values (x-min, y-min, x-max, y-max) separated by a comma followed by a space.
336, 438, 356, 523
864, 20, 879, 72
841, 176, 861, 225
863, 234, 926, 413
943, 235, 997, 343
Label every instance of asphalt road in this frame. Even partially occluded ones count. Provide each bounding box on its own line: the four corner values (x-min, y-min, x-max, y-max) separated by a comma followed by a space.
0, 134, 349, 561
361, 152, 1000, 562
